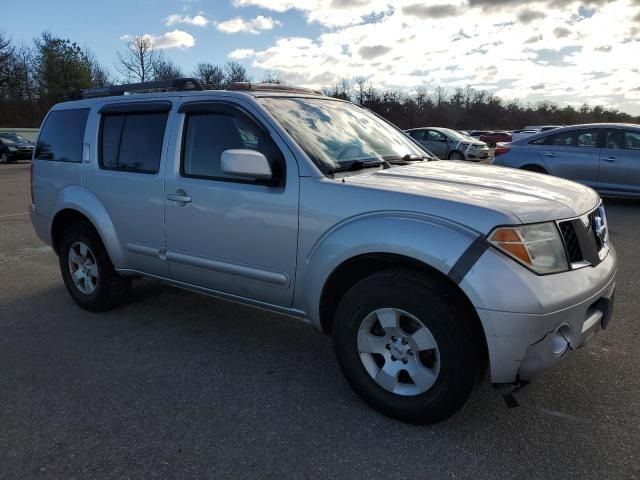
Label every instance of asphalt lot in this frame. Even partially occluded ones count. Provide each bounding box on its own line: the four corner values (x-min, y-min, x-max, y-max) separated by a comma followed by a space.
1, 161, 638, 479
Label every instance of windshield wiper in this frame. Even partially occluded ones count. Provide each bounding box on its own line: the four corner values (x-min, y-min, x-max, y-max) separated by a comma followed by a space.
328, 160, 388, 174
384, 154, 429, 164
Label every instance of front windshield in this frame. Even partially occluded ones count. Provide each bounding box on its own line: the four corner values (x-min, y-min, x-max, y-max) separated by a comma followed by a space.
440, 128, 470, 142
0, 133, 29, 144
259, 97, 426, 172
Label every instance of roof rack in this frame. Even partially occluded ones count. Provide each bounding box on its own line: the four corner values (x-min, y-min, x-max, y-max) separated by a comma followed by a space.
82, 77, 204, 99
226, 82, 324, 96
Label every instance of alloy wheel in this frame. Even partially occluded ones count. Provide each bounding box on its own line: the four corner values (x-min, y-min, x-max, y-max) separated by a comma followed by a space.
68, 241, 99, 294
357, 308, 440, 396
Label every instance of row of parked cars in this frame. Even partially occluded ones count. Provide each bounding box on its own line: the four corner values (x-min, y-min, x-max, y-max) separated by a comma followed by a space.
405, 122, 640, 197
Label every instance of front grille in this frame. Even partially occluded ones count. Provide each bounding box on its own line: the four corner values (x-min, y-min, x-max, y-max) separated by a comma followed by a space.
558, 205, 608, 269
559, 221, 583, 264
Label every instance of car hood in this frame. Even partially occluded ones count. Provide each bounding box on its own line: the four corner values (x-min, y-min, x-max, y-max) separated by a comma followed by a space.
344, 161, 599, 224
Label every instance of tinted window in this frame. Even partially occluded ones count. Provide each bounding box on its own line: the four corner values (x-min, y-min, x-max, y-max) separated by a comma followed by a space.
182, 112, 284, 182
542, 129, 599, 148
35, 109, 89, 162
100, 113, 167, 173
409, 130, 426, 140
606, 129, 640, 150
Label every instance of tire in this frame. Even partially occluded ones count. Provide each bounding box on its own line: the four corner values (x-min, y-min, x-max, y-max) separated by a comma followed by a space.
448, 150, 465, 160
521, 164, 547, 174
333, 269, 479, 424
0, 153, 8, 164
58, 222, 131, 312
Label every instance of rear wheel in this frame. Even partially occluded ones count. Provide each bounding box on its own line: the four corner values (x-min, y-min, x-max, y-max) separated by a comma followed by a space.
448, 150, 465, 160
0, 153, 8, 164
333, 269, 478, 424
59, 222, 131, 312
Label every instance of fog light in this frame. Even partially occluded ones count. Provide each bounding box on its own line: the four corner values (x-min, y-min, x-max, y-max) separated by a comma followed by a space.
551, 323, 573, 356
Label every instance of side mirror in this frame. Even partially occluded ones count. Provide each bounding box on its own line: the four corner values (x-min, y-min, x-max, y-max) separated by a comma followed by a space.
221, 149, 272, 180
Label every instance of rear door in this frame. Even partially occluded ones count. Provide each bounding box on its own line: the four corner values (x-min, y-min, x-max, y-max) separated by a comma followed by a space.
82, 100, 172, 276
532, 128, 601, 188
597, 128, 640, 196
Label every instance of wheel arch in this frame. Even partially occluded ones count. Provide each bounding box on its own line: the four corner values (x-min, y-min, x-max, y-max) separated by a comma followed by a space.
50, 186, 126, 266
318, 252, 489, 377
520, 164, 548, 174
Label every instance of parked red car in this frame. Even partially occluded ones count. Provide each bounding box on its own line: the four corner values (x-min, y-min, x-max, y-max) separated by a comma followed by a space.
479, 131, 512, 146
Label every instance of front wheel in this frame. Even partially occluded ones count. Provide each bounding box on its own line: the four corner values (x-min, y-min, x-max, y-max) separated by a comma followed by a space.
333, 269, 479, 424
59, 222, 131, 312
0, 153, 8, 164
448, 150, 465, 160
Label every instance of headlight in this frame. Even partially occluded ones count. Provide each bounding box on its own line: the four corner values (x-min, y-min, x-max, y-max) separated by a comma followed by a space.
8, 146, 17, 152
488, 222, 568, 274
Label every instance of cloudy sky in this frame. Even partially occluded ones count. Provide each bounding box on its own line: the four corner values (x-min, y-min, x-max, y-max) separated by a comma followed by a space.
5, 0, 640, 113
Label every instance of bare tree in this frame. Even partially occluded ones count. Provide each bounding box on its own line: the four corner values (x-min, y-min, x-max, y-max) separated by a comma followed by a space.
352, 76, 368, 104
115, 36, 161, 82
261, 71, 282, 84
154, 58, 183, 81
193, 62, 225, 89
224, 61, 250, 85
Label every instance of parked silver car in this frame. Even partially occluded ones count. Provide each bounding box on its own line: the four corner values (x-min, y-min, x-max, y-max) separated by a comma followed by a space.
494, 123, 640, 197
30, 80, 616, 424
405, 127, 491, 161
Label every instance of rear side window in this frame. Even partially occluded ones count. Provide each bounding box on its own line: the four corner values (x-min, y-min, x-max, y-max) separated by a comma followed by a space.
35, 109, 90, 162
99, 113, 168, 173
606, 129, 640, 150
409, 130, 426, 140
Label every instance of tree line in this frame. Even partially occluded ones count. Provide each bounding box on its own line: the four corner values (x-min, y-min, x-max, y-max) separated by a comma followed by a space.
1, 31, 638, 129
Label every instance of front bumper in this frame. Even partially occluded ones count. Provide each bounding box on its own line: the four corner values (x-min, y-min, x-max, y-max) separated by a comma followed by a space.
7, 150, 34, 160
468, 246, 617, 384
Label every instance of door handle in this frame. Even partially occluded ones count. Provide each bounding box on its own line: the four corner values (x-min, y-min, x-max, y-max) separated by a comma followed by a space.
602, 156, 616, 162
167, 192, 192, 204
544, 152, 557, 158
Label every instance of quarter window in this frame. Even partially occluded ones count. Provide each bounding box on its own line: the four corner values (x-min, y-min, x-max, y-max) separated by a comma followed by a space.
606, 129, 640, 150
35, 109, 90, 163
99, 112, 167, 173
181, 112, 284, 182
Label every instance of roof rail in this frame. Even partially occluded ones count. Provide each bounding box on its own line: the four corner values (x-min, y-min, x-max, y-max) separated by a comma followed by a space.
82, 77, 204, 99
226, 82, 325, 96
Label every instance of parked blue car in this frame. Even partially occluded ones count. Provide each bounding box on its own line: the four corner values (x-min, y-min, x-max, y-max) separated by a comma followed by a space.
493, 123, 640, 197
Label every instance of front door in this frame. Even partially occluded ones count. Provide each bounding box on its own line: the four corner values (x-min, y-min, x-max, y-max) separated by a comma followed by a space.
163, 100, 299, 307
534, 127, 601, 189
598, 128, 640, 196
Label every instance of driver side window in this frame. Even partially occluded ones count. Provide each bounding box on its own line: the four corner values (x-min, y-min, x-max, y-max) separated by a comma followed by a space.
427, 131, 446, 142
181, 112, 284, 183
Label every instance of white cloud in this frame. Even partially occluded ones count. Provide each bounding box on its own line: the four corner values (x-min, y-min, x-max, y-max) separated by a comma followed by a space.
121, 30, 196, 49
216, 15, 282, 34
164, 14, 210, 27
228, 48, 256, 59
234, 0, 640, 114
232, 0, 391, 27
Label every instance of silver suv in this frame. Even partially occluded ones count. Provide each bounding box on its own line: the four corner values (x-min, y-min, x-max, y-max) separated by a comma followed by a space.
30, 80, 617, 424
